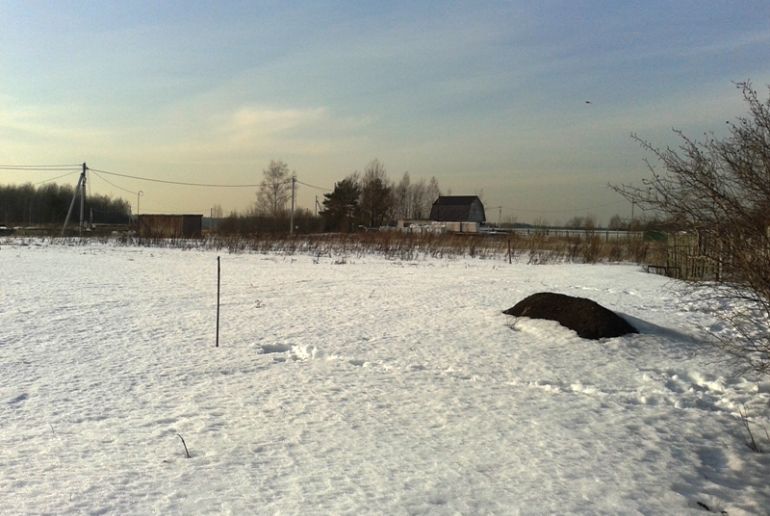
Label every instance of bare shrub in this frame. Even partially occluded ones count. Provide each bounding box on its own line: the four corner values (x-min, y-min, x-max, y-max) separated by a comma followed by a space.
614, 81, 770, 374
581, 234, 602, 263
629, 236, 652, 264
607, 241, 623, 262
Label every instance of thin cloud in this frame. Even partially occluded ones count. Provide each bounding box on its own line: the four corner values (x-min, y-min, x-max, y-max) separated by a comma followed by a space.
675, 29, 770, 58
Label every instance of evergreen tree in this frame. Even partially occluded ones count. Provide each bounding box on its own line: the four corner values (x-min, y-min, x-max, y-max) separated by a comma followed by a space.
320, 176, 361, 232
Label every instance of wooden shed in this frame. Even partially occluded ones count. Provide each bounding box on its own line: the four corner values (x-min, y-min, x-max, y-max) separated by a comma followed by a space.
429, 196, 486, 224
137, 214, 203, 238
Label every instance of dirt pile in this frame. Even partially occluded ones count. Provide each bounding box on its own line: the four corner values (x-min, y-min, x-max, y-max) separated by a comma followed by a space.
504, 292, 638, 340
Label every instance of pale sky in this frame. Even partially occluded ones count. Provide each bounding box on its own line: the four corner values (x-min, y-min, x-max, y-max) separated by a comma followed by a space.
2, 1, 769, 224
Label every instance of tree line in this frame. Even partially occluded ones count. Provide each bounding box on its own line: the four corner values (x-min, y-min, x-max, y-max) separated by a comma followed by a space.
327, 159, 441, 230
0, 183, 131, 225
228, 158, 442, 233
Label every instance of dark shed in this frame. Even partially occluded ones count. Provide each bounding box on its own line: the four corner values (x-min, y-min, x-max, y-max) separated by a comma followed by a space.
429, 196, 486, 223
137, 214, 203, 238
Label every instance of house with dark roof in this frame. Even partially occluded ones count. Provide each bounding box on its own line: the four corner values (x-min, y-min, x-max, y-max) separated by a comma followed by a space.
429, 196, 486, 224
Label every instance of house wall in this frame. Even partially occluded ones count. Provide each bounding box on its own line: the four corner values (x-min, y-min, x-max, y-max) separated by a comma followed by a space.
182, 216, 203, 238
396, 219, 479, 234
137, 215, 202, 238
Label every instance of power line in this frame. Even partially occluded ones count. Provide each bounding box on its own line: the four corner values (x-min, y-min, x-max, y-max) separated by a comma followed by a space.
3, 162, 621, 215
90, 167, 262, 188
90, 170, 139, 195
510, 200, 626, 214
0, 164, 81, 171
33, 171, 79, 186
4, 162, 329, 191
296, 179, 330, 191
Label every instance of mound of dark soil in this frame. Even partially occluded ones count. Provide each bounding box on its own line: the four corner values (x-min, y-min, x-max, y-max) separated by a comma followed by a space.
503, 292, 638, 340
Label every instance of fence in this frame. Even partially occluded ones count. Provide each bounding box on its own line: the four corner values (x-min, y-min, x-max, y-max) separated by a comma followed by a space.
649, 232, 721, 281
506, 227, 645, 241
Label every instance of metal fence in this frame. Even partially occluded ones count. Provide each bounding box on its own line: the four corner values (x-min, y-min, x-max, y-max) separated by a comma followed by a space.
648, 232, 720, 281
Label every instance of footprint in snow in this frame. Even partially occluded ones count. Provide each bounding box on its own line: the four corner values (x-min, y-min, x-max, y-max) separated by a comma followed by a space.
8, 393, 28, 406
259, 343, 320, 361
259, 343, 292, 354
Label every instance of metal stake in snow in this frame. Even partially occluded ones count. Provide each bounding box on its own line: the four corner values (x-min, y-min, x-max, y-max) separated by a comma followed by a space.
216, 256, 221, 347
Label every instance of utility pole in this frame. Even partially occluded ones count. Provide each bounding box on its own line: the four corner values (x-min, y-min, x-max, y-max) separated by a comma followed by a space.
79, 163, 87, 234
137, 191, 144, 216
289, 175, 296, 235
62, 162, 88, 236
489, 205, 503, 225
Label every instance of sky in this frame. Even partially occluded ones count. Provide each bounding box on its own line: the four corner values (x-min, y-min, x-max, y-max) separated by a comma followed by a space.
1, 1, 769, 225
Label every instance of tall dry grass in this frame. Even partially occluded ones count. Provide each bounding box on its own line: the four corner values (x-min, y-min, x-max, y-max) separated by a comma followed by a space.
36, 230, 664, 265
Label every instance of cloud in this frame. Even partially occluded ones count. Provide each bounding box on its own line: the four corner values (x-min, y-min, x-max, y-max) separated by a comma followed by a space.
674, 29, 770, 58
138, 102, 376, 166
224, 106, 328, 145
0, 98, 108, 142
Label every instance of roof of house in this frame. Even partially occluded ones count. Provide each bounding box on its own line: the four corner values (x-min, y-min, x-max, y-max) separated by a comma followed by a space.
433, 196, 480, 206
430, 196, 485, 222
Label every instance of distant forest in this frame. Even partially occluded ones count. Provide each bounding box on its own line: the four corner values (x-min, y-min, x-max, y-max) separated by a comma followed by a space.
0, 183, 131, 225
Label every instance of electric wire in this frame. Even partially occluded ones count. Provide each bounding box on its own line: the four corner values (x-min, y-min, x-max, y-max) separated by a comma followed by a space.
3, 163, 627, 217
0, 164, 81, 171
90, 167, 262, 188
510, 200, 626, 214
296, 179, 330, 191
90, 170, 139, 195
34, 171, 79, 186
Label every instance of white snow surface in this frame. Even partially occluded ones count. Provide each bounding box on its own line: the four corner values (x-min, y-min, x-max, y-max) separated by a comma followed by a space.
1, 239, 769, 515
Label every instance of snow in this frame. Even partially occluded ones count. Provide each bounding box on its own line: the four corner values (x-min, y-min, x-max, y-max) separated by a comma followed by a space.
1, 238, 769, 514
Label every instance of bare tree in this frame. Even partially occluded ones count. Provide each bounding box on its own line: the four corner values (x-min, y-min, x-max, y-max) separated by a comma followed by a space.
425, 176, 441, 207
359, 159, 393, 228
608, 214, 625, 230
614, 81, 770, 374
409, 179, 427, 219
565, 216, 586, 229
390, 172, 442, 220
256, 160, 292, 216
393, 172, 412, 220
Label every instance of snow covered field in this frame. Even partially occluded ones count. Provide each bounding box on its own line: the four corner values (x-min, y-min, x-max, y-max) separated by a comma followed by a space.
1, 239, 769, 514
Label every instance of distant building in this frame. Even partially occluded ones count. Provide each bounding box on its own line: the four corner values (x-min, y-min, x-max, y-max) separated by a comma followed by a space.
395, 196, 486, 234
137, 214, 203, 238
429, 196, 486, 224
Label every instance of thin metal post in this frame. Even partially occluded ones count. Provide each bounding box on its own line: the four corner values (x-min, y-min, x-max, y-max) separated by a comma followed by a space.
216, 256, 221, 347
289, 175, 296, 235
